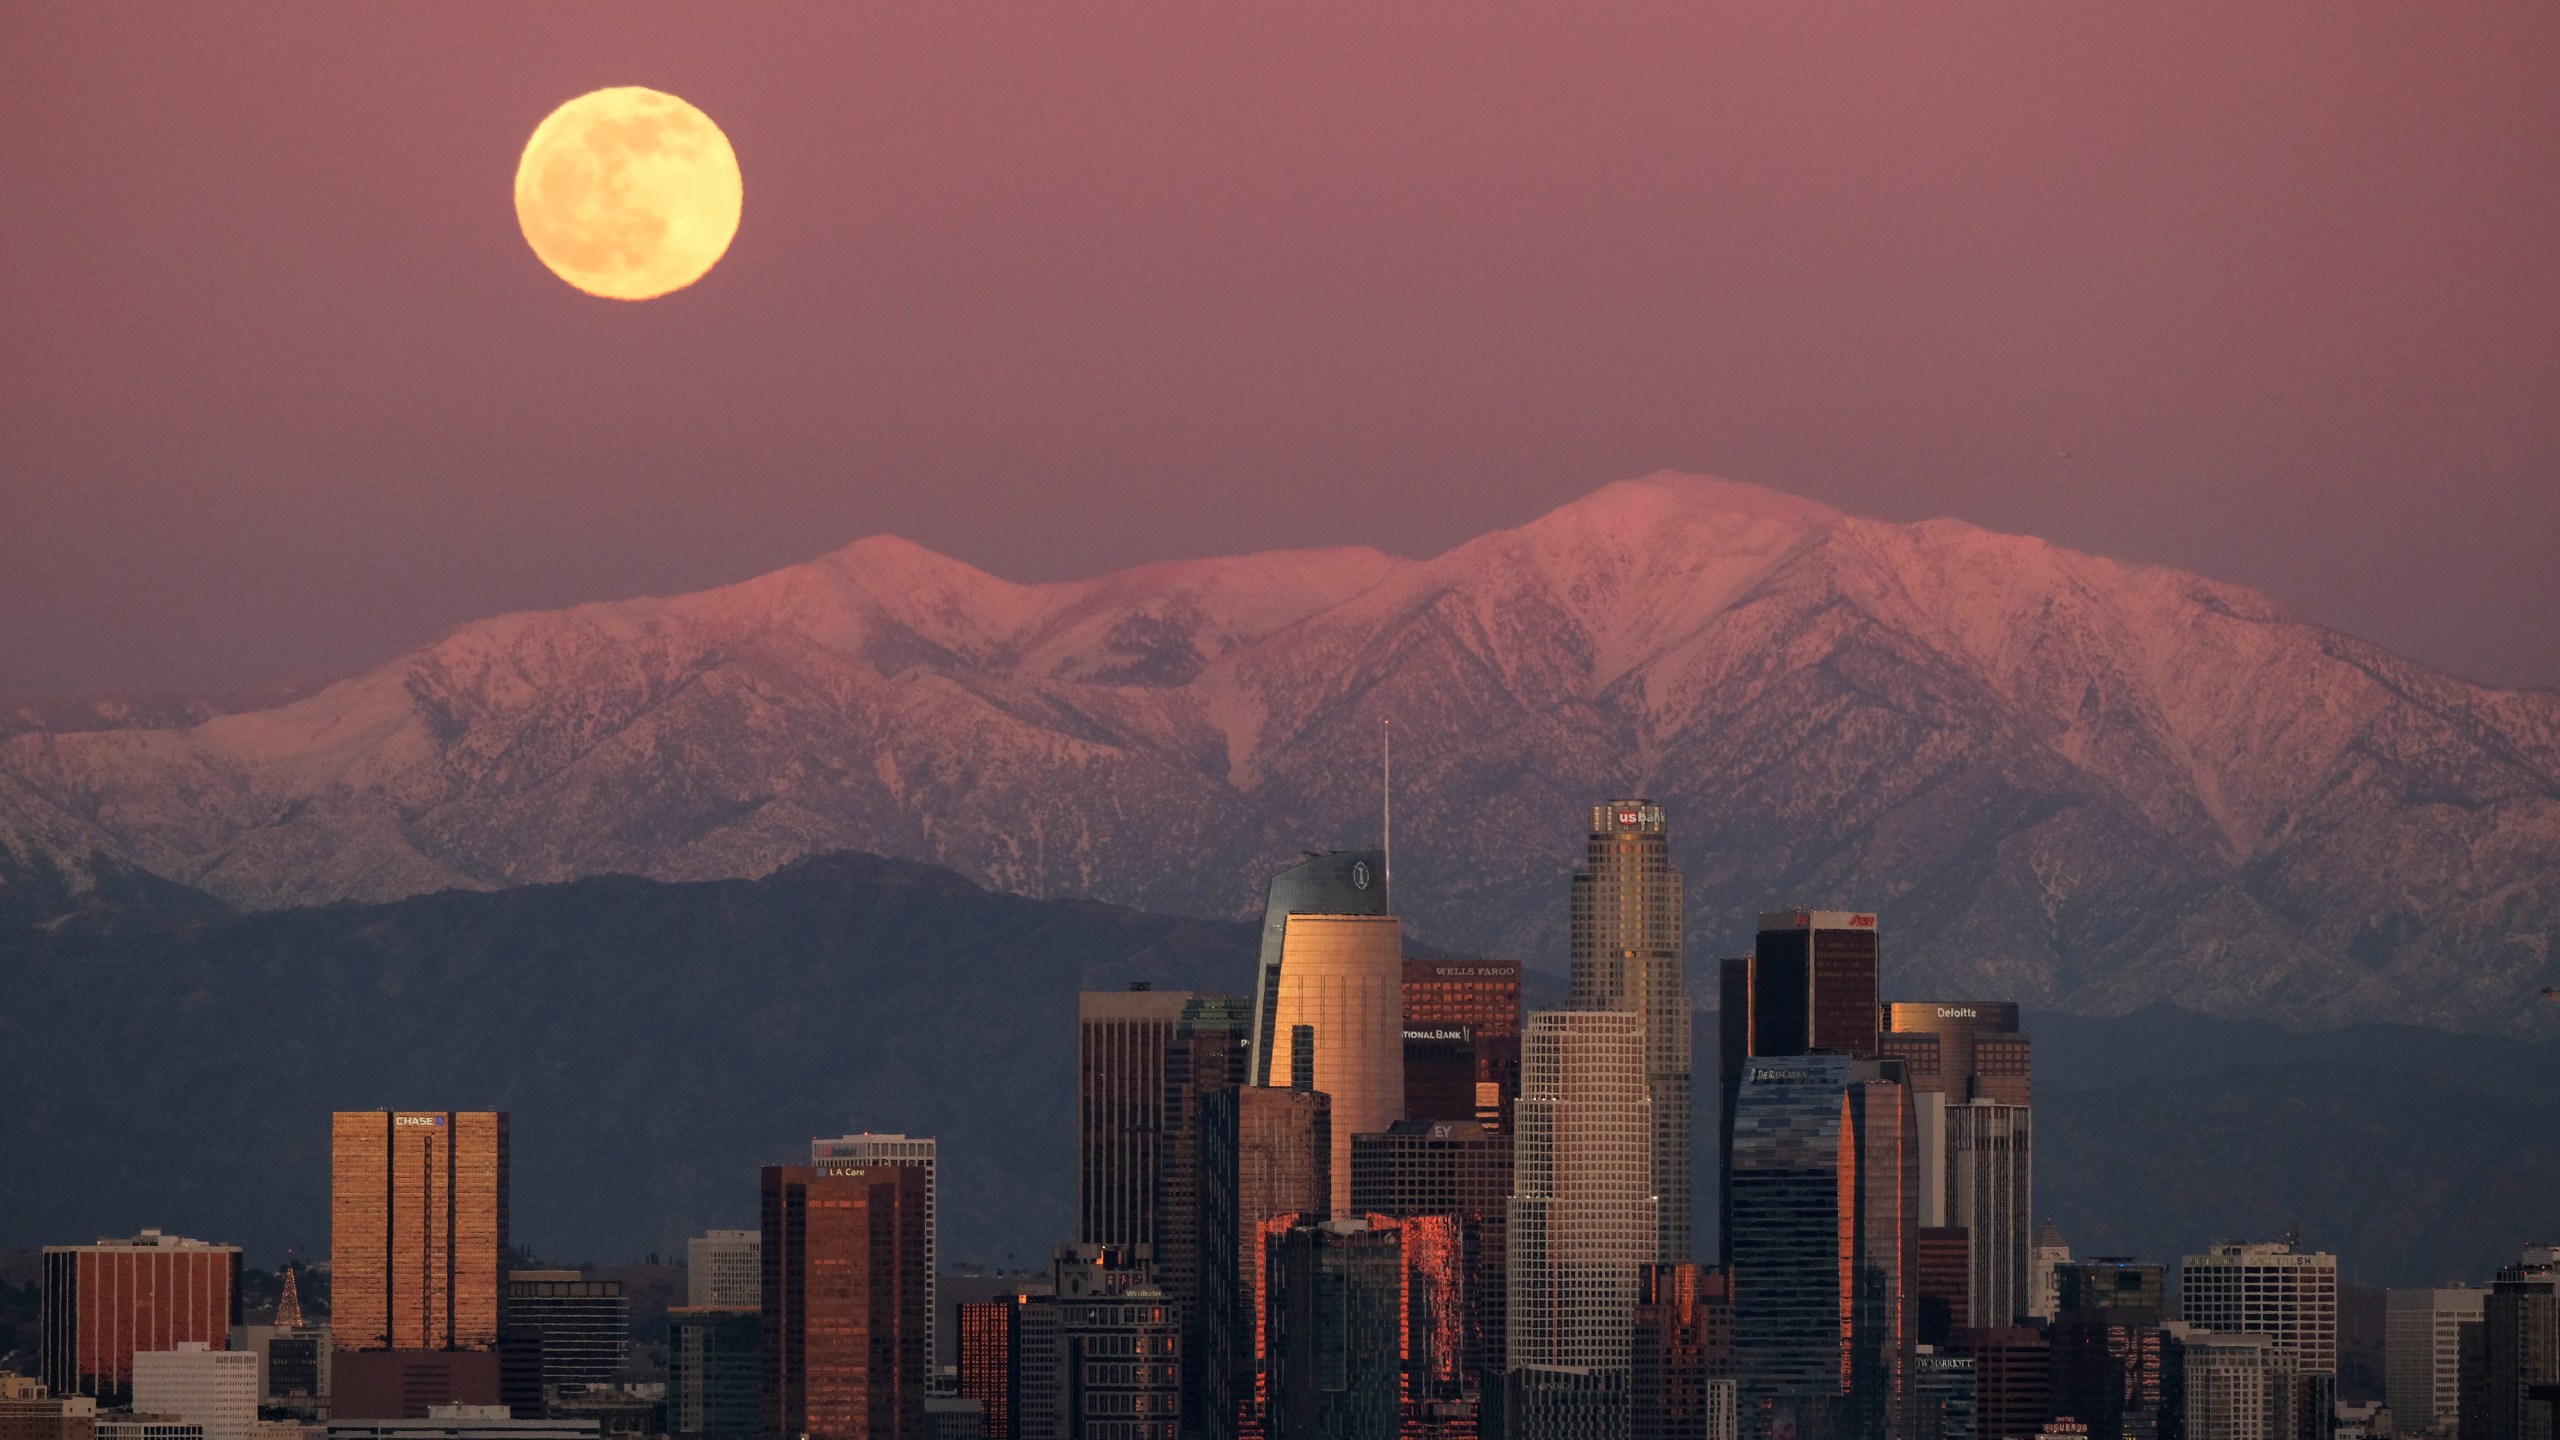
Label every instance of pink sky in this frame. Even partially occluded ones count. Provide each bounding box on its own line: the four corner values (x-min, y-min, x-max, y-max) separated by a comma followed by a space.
4, 3, 2556, 695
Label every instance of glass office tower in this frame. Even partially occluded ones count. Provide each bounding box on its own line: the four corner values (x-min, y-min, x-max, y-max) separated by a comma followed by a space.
1727, 1055, 1915, 1440
1248, 850, 1388, 1088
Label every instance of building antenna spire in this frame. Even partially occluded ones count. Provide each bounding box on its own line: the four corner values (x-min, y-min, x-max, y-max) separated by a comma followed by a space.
1381, 717, 1392, 912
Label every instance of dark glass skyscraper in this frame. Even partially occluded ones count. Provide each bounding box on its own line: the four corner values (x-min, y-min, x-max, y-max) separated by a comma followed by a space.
670, 1307, 762, 1440
1570, 800, 1690, 1262
1264, 1220, 1407, 1440
1717, 913, 1882, 1265
1727, 1054, 1915, 1440
1248, 851, 1387, 1088
1201, 1084, 1331, 1440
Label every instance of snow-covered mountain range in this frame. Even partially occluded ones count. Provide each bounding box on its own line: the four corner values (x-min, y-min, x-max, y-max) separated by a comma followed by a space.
6, 474, 2556, 1030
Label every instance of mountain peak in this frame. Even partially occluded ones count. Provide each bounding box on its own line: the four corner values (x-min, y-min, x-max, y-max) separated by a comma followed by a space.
6, 471, 2558, 1035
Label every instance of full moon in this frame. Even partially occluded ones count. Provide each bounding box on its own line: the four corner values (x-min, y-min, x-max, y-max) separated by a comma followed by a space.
514, 87, 742, 301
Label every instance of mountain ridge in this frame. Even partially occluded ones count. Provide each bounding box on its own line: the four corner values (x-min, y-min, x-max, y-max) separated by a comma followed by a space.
6, 472, 2556, 1032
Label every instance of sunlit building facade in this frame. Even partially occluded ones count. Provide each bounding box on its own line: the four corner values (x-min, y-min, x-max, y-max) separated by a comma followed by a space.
811, 1133, 938, 1368
760, 1163, 930, 1440
329, 1111, 509, 1354
1268, 914, 1405, 1215
38, 1231, 242, 1404
1248, 851, 1387, 1088
1632, 1264, 1735, 1440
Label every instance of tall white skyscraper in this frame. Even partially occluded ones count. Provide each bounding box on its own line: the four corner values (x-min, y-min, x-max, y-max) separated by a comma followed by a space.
1569, 800, 1690, 1263
1508, 1008, 1658, 1435
813, 1132, 939, 1359
1267, 913, 1404, 1214
685, 1229, 761, 1310
2179, 1240, 2339, 1375
2385, 1285, 2484, 1432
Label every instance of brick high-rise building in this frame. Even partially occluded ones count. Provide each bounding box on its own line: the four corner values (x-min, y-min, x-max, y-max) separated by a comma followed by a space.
330, 1111, 510, 1354
1917, 1230, 1974, 1348
1571, 801, 1691, 1263
38, 1231, 241, 1404
1402, 960, 1523, 1132
1955, 1328, 2052, 1440
761, 1163, 930, 1440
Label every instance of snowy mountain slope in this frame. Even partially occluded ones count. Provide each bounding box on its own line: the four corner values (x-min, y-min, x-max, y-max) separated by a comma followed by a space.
5, 473, 2555, 1031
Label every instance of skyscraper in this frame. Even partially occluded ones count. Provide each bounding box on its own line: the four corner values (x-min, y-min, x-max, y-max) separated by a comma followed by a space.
1349, 1119, 1513, 1399
1717, 912, 1882, 1264
2386, 1286, 2483, 1436
38, 1231, 242, 1404
2473, 1257, 2557, 1440
2178, 1241, 2338, 1376
687, 1231, 762, 1311
1268, 914, 1405, 1214
953, 1301, 1012, 1440
1631, 1264, 1735, 1440
1403, 960, 1524, 1132
2051, 1262, 2166, 1440
761, 1163, 930, 1440
669, 1307, 762, 1440
504, 1271, 630, 1393
128, 1345, 257, 1440
330, 1111, 510, 1355
1508, 1008, 1660, 1439
1947, 1104, 2033, 1329
812, 1133, 938, 1368
1009, 1246, 1180, 1440
1570, 801, 1691, 1262
1727, 1054, 1915, 1440
1201, 1083, 1331, 1440
1263, 1220, 1408, 1440
1248, 850, 1388, 1088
